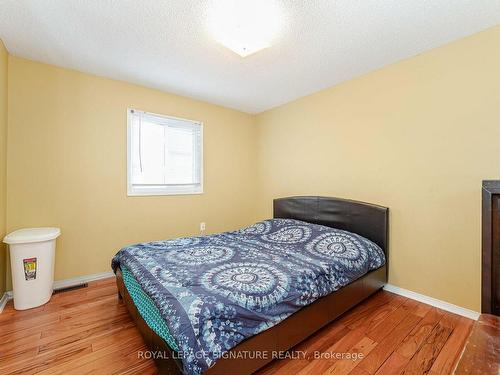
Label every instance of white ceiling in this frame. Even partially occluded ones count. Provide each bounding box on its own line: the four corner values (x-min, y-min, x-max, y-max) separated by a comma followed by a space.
1, 0, 500, 113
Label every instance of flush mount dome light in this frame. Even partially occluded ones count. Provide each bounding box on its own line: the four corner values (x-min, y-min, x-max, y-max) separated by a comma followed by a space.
208, 0, 283, 57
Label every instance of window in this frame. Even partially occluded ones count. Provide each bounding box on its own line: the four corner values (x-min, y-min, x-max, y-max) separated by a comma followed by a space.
127, 109, 203, 196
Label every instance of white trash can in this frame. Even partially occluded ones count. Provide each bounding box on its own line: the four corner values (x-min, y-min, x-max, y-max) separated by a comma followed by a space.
3, 227, 61, 310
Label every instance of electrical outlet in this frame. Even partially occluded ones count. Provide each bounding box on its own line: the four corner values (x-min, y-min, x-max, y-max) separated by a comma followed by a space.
200, 222, 206, 233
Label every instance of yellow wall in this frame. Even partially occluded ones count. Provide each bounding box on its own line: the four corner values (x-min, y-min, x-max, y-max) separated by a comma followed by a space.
256, 25, 500, 311
6, 57, 257, 288
5, 26, 500, 310
0, 40, 7, 296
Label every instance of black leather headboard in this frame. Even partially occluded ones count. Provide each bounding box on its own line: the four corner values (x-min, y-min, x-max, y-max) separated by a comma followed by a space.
273, 196, 389, 254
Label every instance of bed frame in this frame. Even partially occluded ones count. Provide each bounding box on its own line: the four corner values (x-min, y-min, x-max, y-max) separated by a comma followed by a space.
116, 196, 389, 374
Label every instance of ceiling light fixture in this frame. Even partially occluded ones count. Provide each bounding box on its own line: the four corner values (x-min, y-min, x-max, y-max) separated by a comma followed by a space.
208, 0, 283, 57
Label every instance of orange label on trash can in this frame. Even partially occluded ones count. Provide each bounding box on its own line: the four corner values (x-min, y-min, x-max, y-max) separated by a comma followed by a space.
23, 257, 37, 281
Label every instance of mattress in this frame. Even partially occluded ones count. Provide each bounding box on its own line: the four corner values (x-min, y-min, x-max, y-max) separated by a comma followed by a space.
112, 218, 386, 375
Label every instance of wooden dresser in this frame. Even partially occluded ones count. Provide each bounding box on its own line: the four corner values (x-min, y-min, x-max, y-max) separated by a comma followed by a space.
482, 180, 500, 316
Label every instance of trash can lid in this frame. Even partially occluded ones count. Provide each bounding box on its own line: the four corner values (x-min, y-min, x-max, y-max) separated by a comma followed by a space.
3, 227, 61, 245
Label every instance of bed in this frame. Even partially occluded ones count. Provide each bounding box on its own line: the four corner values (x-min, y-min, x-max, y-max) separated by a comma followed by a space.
113, 196, 389, 374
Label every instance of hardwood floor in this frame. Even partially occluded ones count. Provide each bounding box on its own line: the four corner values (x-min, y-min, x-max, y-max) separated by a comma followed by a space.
0, 278, 473, 375
455, 314, 500, 374
0, 278, 156, 375
256, 292, 473, 375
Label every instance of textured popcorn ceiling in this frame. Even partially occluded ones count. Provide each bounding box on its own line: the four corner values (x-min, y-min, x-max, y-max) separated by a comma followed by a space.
1, 0, 500, 113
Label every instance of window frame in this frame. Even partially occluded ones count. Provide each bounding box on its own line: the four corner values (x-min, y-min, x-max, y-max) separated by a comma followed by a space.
127, 108, 204, 197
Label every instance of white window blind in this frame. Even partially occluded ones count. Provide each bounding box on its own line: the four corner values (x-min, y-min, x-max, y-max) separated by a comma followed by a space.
127, 109, 203, 196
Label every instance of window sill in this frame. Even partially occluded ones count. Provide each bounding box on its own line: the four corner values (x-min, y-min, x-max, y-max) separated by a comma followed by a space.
127, 189, 203, 197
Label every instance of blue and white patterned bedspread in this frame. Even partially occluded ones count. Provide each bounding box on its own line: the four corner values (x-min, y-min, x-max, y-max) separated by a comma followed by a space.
111, 219, 385, 374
